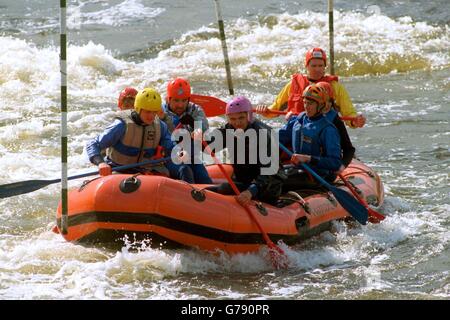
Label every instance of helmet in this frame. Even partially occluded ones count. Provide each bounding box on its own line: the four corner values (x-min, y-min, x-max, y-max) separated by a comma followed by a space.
134, 88, 162, 113
225, 96, 253, 122
118, 87, 138, 110
316, 81, 334, 100
305, 47, 327, 67
167, 78, 191, 100
302, 84, 329, 112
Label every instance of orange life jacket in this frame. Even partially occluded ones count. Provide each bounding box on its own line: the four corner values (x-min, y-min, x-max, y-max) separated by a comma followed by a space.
287, 74, 339, 113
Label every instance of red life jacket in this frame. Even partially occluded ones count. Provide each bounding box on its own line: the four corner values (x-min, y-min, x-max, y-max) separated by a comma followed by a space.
287, 74, 339, 113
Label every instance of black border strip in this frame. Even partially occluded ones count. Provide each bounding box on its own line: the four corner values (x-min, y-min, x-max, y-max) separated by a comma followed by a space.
57, 211, 301, 245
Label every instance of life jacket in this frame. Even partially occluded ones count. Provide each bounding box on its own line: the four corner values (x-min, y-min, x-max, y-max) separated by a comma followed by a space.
291, 112, 336, 176
106, 110, 168, 175
287, 73, 339, 114
324, 108, 338, 122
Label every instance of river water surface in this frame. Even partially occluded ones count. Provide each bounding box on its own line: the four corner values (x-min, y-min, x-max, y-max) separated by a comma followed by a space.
0, 0, 448, 299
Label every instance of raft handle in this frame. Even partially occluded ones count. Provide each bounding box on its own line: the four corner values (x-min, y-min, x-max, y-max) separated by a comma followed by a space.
287, 191, 311, 214
255, 202, 268, 216
119, 176, 141, 193
191, 189, 206, 202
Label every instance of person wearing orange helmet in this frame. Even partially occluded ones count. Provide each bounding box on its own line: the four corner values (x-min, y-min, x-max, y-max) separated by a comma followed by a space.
160, 78, 212, 184
117, 87, 138, 110
256, 47, 366, 128
278, 84, 342, 190
316, 81, 356, 173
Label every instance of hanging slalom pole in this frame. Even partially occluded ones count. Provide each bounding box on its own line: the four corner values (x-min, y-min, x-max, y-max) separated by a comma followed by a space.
213, 0, 234, 95
60, 0, 68, 234
328, 0, 335, 74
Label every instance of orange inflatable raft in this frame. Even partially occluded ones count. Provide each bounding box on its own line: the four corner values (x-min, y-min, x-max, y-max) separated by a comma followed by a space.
55, 159, 384, 254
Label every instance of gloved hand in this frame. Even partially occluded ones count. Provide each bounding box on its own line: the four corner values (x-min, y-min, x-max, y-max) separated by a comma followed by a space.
179, 114, 195, 128
157, 110, 166, 120
235, 190, 253, 206
290, 153, 311, 165
98, 163, 112, 176
353, 114, 366, 128
255, 105, 271, 115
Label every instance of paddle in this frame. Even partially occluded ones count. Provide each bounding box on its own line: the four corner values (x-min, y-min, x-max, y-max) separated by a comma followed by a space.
338, 174, 385, 222
191, 94, 357, 122
178, 114, 288, 269
0, 156, 172, 199
279, 143, 368, 225
191, 94, 227, 117
260, 109, 355, 121
204, 141, 289, 269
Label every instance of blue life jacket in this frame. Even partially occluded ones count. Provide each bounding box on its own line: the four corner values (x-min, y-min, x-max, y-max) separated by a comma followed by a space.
291, 111, 337, 176
324, 108, 338, 122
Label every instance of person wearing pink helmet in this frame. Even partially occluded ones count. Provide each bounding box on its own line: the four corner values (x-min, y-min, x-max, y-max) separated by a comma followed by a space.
256, 47, 366, 128
205, 96, 284, 206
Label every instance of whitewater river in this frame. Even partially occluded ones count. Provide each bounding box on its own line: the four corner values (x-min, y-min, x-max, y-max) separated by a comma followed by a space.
0, 0, 448, 299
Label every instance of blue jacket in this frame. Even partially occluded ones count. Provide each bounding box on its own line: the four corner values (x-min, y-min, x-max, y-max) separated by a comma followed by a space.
278, 111, 342, 176
85, 117, 175, 166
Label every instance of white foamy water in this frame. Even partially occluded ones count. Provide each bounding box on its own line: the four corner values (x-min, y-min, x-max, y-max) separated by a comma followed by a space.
67, 0, 165, 28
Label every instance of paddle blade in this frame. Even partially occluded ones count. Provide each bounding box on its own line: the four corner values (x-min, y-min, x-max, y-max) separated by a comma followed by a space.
268, 244, 290, 270
368, 208, 385, 222
0, 179, 58, 199
191, 94, 227, 117
330, 186, 369, 225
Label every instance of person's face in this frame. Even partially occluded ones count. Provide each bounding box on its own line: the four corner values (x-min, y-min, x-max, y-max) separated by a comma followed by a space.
169, 98, 189, 115
227, 112, 249, 130
303, 98, 319, 118
139, 109, 158, 124
121, 97, 135, 110
306, 59, 326, 80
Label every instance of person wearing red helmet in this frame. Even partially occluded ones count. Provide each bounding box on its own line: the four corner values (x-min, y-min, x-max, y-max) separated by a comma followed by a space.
117, 87, 138, 110
161, 78, 209, 132
256, 47, 366, 128
160, 77, 212, 184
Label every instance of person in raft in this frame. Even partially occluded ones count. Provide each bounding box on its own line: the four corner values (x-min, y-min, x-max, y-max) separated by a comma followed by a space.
85, 87, 195, 182
316, 81, 355, 174
117, 87, 138, 110
158, 77, 212, 184
278, 84, 342, 192
256, 47, 366, 128
205, 96, 284, 206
